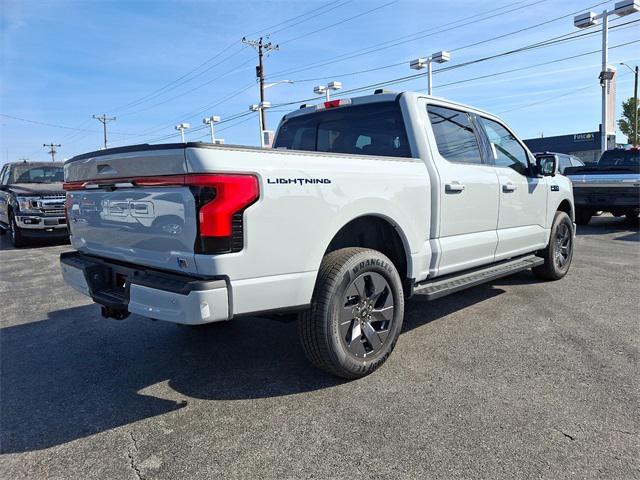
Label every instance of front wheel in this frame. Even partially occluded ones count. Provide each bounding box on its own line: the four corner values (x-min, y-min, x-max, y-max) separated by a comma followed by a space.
8, 211, 27, 247
533, 211, 574, 281
298, 248, 405, 379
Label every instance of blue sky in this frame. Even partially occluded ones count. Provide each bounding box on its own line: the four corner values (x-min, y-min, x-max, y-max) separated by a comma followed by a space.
1, 0, 638, 162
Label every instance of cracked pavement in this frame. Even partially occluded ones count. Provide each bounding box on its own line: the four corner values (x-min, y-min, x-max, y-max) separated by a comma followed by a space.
1, 215, 638, 479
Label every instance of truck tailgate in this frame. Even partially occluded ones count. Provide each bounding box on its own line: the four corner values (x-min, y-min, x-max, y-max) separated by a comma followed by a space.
65, 146, 200, 274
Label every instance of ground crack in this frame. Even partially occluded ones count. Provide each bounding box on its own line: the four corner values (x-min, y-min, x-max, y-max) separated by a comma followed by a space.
554, 427, 576, 441
126, 431, 145, 480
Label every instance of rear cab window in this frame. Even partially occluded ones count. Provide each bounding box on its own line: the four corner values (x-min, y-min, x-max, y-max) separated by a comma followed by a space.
426, 105, 483, 164
598, 150, 640, 167
273, 101, 411, 158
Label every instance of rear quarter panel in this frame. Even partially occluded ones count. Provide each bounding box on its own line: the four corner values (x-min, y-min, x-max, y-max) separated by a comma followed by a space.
186, 146, 431, 312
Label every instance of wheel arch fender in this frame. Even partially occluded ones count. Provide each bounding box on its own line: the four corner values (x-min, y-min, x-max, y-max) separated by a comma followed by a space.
321, 211, 417, 282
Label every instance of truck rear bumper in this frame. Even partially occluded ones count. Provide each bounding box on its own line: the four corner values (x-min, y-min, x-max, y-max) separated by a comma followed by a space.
60, 252, 229, 324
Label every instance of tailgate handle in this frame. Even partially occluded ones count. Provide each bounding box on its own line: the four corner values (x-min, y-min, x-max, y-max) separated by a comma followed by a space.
97, 164, 116, 175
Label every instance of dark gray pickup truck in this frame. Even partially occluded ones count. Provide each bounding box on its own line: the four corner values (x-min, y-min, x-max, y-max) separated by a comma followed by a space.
0, 161, 68, 246
565, 148, 640, 225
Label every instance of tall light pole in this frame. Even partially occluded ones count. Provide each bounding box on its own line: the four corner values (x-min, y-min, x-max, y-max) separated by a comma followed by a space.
250, 101, 271, 148
620, 62, 639, 147
410, 51, 451, 95
92, 114, 116, 149
574, 1, 640, 153
174, 123, 190, 143
43, 143, 61, 162
202, 116, 221, 144
313, 81, 342, 101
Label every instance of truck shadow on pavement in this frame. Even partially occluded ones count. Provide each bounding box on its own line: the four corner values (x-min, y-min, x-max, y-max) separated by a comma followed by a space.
576, 215, 639, 242
0, 280, 512, 454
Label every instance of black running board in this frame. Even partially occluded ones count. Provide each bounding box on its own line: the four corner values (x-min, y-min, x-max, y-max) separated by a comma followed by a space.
412, 254, 544, 301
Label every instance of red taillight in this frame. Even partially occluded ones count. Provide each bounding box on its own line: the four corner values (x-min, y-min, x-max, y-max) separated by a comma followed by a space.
185, 174, 259, 238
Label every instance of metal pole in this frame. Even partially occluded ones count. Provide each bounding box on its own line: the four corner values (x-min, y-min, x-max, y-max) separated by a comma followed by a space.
180, 128, 185, 143
427, 59, 433, 96
601, 10, 609, 154
634, 66, 639, 147
209, 123, 215, 143
258, 108, 265, 148
326, 89, 330, 101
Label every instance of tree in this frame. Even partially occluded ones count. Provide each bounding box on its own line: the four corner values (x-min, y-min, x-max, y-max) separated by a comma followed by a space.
618, 97, 639, 145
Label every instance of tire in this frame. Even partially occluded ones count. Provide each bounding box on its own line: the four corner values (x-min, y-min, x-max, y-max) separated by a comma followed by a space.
298, 247, 405, 379
625, 210, 639, 223
8, 211, 27, 247
532, 211, 574, 281
575, 208, 592, 226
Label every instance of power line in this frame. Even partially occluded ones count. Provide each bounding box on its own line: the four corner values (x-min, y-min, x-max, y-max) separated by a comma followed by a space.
278, 0, 400, 45
265, 0, 553, 79
0, 113, 133, 135
109, 0, 349, 115
265, 0, 613, 81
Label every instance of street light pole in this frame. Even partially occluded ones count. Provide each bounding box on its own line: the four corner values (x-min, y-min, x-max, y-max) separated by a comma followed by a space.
313, 81, 342, 101
250, 102, 271, 147
202, 116, 221, 143
574, 1, 640, 153
601, 10, 609, 153
410, 51, 451, 95
174, 123, 190, 143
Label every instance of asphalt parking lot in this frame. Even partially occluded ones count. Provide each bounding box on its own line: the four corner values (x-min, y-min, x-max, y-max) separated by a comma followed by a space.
1, 216, 638, 479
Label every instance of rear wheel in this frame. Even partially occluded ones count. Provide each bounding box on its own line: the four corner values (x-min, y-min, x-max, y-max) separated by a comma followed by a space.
533, 211, 574, 281
298, 248, 404, 379
625, 209, 639, 223
8, 211, 27, 247
575, 208, 592, 226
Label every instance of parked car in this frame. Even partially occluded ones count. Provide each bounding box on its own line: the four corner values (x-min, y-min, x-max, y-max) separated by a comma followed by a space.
0, 161, 68, 246
565, 148, 640, 225
60, 91, 575, 379
534, 151, 584, 174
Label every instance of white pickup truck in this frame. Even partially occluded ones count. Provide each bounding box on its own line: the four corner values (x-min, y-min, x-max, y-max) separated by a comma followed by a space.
60, 91, 575, 379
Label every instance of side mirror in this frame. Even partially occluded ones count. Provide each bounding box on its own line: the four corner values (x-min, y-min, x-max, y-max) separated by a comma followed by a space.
536, 156, 556, 177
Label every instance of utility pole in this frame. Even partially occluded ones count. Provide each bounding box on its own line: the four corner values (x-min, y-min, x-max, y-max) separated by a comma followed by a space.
634, 65, 639, 147
43, 143, 61, 162
92, 114, 116, 149
621, 63, 639, 146
242, 36, 279, 132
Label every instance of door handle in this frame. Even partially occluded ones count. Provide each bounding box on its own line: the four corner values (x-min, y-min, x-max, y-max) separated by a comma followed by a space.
502, 183, 517, 192
445, 182, 465, 193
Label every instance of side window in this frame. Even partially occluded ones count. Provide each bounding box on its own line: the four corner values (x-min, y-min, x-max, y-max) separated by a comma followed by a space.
478, 117, 529, 174
571, 156, 584, 167
558, 155, 572, 173
427, 105, 482, 164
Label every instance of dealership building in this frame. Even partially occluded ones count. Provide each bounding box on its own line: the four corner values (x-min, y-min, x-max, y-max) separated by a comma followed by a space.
523, 131, 616, 164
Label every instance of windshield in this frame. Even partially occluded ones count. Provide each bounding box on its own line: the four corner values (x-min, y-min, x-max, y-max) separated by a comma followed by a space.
598, 150, 640, 167
273, 101, 411, 158
10, 165, 64, 184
